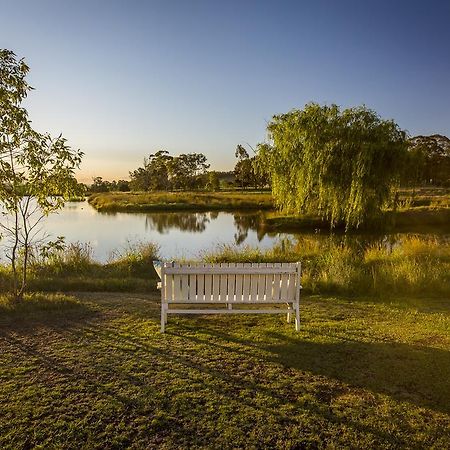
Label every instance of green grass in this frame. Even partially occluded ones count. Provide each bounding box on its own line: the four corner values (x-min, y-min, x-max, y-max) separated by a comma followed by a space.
88, 191, 274, 212
397, 186, 450, 208
0, 292, 87, 321
0, 292, 449, 448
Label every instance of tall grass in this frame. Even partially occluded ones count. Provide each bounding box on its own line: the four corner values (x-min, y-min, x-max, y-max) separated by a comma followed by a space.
108, 240, 160, 276
30, 241, 96, 276
203, 236, 450, 298
0, 240, 161, 294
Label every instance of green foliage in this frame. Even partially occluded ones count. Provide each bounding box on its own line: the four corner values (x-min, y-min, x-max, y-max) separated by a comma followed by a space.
0, 49, 83, 300
259, 103, 408, 228
206, 171, 220, 191
108, 240, 160, 276
129, 150, 210, 191
90, 176, 130, 193
88, 191, 274, 212
406, 134, 450, 186
234, 144, 269, 188
234, 158, 255, 187
0, 240, 160, 293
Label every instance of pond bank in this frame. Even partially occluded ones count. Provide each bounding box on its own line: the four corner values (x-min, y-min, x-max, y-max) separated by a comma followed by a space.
88, 191, 274, 212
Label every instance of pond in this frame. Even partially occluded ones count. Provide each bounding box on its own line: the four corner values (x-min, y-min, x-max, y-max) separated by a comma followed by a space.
2, 200, 448, 262
39, 201, 281, 261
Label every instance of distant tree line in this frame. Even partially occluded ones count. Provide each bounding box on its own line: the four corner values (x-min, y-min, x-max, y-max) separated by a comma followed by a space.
87, 109, 449, 211
89, 151, 247, 193
90, 177, 131, 193
405, 134, 450, 186
129, 151, 210, 191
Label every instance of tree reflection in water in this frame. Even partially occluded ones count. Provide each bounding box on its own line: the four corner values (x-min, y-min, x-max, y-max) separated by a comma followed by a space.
144, 212, 213, 233
233, 212, 266, 245
142, 210, 268, 245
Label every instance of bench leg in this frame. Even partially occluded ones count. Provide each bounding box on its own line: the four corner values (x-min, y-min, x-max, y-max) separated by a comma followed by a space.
287, 303, 291, 323
161, 303, 166, 333
295, 301, 300, 331
227, 303, 233, 310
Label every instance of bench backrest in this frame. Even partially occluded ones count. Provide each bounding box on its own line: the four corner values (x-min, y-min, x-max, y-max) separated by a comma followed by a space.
160, 262, 300, 303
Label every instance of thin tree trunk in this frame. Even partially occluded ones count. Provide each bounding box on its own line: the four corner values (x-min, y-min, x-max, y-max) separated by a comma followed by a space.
10, 207, 20, 301
18, 196, 31, 300
8, 147, 21, 302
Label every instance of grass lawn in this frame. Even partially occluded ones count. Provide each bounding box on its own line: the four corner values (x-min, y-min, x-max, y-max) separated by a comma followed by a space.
0, 292, 449, 449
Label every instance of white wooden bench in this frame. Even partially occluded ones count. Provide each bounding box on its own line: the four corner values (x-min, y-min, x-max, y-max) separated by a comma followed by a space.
154, 262, 301, 333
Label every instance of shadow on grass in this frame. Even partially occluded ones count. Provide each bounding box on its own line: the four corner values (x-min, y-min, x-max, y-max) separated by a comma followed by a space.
188, 324, 450, 415
1, 303, 448, 447
6, 321, 401, 443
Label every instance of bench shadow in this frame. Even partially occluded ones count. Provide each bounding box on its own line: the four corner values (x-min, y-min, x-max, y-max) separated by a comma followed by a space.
194, 326, 450, 415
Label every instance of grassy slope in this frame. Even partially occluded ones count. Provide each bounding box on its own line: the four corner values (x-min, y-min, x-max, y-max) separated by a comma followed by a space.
88, 191, 274, 212
0, 292, 449, 449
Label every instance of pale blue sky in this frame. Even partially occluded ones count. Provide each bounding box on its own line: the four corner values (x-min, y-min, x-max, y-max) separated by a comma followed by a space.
2, 0, 449, 181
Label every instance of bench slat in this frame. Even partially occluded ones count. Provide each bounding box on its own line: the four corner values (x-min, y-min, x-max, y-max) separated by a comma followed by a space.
167, 308, 295, 315
243, 263, 251, 300
197, 265, 205, 302
173, 263, 182, 301
228, 265, 235, 303
235, 262, 243, 302
273, 262, 281, 301
280, 264, 289, 300
288, 272, 296, 300
250, 263, 258, 301
257, 263, 266, 301
220, 263, 228, 302
204, 263, 212, 302
181, 267, 189, 301
212, 267, 220, 301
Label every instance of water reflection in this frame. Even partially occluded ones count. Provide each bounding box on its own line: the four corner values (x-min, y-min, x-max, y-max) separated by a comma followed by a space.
136, 211, 269, 245
233, 213, 267, 244
144, 212, 213, 234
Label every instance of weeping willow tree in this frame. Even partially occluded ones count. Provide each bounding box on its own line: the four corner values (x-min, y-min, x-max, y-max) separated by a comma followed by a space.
258, 103, 408, 228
